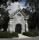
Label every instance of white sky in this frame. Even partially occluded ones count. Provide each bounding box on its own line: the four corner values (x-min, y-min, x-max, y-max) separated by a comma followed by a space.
7, 1, 27, 14
6, 1, 32, 15
7, 2, 20, 14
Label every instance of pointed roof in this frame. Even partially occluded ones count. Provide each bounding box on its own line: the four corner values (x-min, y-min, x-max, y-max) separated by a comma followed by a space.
20, 8, 30, 17
10, 8, 30, 18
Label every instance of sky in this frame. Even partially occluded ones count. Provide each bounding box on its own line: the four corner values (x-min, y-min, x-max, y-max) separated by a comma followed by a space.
6, 0, 30, 15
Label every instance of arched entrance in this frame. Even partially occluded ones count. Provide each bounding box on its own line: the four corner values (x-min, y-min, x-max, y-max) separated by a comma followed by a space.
15, 24, 22, 33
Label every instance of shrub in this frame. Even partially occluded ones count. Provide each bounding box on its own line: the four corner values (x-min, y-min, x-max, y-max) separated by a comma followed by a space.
23, 32, 39, 37
0, 32, 18, 38
11, 32, 18, 37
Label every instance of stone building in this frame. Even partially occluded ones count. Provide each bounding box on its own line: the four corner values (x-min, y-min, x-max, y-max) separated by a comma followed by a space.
8, 9, 29, 33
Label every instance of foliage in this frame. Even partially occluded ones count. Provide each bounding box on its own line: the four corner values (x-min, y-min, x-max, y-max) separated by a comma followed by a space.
23, 32, 39, 37
0, 32, 18, 38
0, 8, 10, 31
28, 12, 39, 32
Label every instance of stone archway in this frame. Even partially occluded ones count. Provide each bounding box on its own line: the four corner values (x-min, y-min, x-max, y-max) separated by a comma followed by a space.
15, 24, 22, 33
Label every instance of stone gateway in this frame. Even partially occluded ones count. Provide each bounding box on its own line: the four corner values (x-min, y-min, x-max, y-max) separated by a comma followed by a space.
8, 9, 29, 33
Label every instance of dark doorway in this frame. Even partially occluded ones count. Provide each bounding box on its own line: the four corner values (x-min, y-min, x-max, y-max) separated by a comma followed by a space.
15, 24, 22, 33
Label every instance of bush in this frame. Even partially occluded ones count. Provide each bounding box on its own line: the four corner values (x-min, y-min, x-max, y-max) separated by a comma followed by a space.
23, 32, 39, 37
11, 32, 18, 37
0, 32, 18, 38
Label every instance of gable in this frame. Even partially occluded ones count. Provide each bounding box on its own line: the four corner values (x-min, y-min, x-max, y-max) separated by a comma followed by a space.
14, 11, 24, 17
10, 9, 30, 19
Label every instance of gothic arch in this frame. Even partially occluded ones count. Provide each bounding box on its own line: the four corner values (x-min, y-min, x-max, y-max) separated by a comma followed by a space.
15, 24, 22, 33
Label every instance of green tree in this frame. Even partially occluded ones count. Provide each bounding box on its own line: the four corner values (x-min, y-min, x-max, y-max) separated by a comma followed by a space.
29, 0, 39, 13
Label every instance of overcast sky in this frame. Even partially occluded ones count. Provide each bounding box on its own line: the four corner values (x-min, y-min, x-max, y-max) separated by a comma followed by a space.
7, 0, 29, 14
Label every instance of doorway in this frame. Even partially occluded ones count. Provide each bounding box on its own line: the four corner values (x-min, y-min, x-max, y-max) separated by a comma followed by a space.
15, 24, 22, 33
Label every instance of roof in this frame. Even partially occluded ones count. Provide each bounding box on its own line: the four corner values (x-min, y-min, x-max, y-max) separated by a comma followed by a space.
20, 8, 30, 17
10, 8, 30, 18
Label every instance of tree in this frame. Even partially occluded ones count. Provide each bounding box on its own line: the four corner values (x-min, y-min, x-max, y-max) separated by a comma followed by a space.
0, 8, 10, 32
0, 0, 8, 5
29, 0, 39, 13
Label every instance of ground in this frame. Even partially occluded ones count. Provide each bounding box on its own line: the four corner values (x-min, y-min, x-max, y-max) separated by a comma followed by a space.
0, 34, 39, 40
0, 36, 39, 40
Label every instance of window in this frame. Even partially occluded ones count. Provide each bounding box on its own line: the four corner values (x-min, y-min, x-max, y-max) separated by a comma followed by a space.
17, 14, 21, 16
